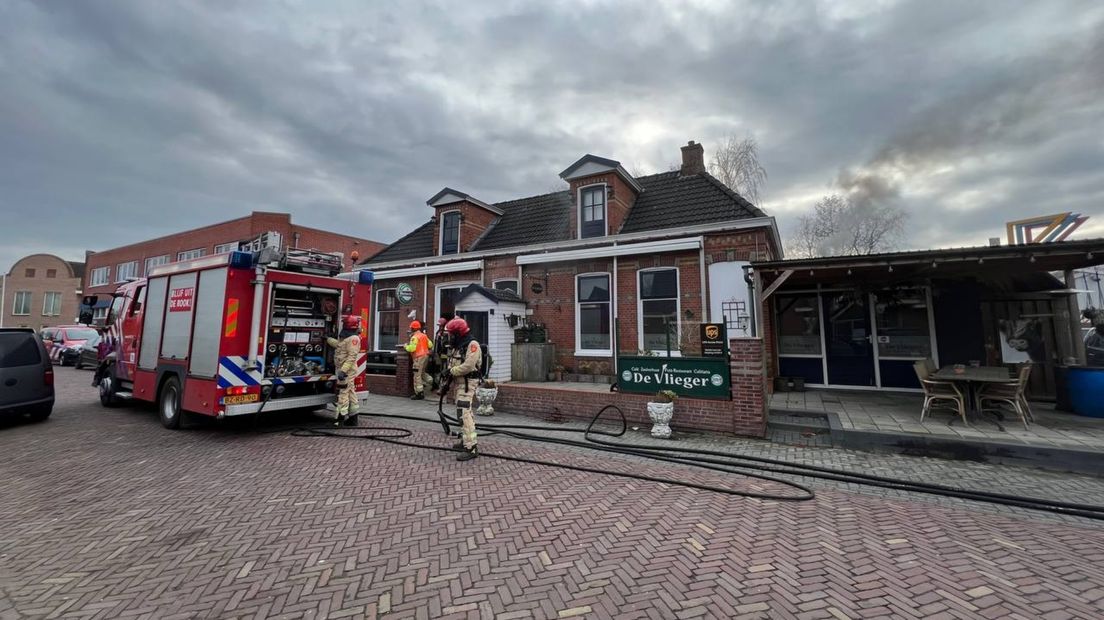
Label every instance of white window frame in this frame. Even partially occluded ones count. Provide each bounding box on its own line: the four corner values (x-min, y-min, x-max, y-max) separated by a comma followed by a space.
89, 266, 110, 287
577, 183, 609, 240
214, 242, 239, 254
13, 291, 32, 316
438, 209, 461, 256
144, 255, 170, 275
637, 267, 682, 356
177, 248, 206, 261
435, 281, 479, 323
42, 292, 62, 317
93, 307, 108, 321
115, 261, 138, 283
491, 279, 520, 294
575, 272, 613, 357
373, 288, 399, 352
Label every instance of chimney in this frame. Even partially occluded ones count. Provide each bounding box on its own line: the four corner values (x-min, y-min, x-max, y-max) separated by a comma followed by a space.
989, 237, 1001, 247
680, 140, 705, 176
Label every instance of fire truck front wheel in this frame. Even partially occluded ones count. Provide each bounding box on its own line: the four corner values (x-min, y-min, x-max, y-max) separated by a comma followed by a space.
159, 376, 184, 430
99, 369, 119, 407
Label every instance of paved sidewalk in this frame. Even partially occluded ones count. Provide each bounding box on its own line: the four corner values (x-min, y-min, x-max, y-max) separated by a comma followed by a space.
2, 369, 1103, 619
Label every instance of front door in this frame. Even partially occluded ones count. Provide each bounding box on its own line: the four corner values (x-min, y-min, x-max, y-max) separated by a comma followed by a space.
823, 292, 875, 386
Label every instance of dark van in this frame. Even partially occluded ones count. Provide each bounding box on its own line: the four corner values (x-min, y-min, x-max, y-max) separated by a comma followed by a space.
0, 328, 54, 423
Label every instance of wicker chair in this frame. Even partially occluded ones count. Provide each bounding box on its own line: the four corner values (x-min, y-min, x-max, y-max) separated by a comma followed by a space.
978, 364, 1033, 429
913, 360, 967, 424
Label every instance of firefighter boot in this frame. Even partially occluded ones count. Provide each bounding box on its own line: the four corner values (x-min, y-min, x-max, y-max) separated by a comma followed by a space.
456, 446, 478, 461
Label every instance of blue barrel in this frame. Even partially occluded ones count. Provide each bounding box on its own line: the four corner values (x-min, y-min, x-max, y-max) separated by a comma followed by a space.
1067, 367, 1104, 418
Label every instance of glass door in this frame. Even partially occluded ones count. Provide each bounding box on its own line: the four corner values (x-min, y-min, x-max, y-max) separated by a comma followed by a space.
822, 292, 875, 386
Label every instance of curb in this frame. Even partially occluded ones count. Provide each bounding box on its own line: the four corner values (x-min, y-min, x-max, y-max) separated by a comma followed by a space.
768, 407, 1104, 477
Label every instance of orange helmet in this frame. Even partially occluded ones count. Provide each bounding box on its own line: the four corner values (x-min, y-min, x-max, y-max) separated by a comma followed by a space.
445, 317, 470, 336
409, 320, 422, 330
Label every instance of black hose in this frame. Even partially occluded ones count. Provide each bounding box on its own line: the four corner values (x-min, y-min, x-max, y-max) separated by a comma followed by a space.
281, 404, 1104, 521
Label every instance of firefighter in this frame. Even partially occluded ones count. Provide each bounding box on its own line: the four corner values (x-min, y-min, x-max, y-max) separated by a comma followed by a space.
445, 317, 481, 461
404, 320, 433, 400
327, 315, 362, 425
430, 315, 452, 391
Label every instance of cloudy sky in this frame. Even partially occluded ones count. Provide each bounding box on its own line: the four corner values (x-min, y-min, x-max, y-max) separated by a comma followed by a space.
2, 0, 1102, 272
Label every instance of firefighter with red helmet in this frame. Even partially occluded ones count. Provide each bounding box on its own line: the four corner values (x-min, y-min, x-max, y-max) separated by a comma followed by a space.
327, 315, 362, 425
445, 317, 481, 461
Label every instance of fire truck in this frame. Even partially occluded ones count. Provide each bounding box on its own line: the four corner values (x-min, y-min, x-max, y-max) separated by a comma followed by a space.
90, 248, 373, 428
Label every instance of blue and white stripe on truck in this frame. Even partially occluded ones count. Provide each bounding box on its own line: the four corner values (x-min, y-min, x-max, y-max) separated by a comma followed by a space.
216, 356, 331, 388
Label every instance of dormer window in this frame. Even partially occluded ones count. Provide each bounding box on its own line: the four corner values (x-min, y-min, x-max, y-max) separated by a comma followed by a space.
580, 186, 606, 239
440, 211, 461, 254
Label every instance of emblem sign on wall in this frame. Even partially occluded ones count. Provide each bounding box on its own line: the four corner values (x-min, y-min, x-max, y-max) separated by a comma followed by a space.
396, 282, 415, 305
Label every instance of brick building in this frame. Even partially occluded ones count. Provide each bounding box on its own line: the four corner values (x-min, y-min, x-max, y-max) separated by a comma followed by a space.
358, 140, 782, 375
82, 211, 385, 320
1, 254, 85, 329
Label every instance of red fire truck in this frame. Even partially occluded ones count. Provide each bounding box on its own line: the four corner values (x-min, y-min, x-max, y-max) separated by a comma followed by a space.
90, 248, 373, 428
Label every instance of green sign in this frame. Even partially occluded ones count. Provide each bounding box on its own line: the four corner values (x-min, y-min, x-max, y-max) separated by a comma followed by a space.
618, 356, 731, 399
396, 282, 414, 305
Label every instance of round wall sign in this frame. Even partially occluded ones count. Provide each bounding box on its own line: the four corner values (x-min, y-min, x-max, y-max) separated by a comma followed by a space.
531, 282, 544, 295
396, 282, 415, 305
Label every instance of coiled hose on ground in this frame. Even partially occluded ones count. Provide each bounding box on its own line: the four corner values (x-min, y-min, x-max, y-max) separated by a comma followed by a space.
285, 402, 1104, 521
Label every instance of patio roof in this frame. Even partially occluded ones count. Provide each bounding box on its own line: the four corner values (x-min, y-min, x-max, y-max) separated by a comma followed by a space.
751, 238, 1104, 289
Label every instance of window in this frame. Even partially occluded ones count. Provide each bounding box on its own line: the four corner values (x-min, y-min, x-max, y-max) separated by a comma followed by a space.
116, 261, 138, 283
13, 291, 32, 315
576, 274, 611, 354
90, 267, 110, 287
93, 307, 108, 322
144, 255, 170, 274
776, 295, 822, 356
440, 211, 460, 255
436, 283, 475, 321
492, 280, 519, 295
580, 186, 606, 239
375, 289, 400, 350
177, 248, 206, 261
214, 242, 239, 254
24, 268, 35, 278
874, 289, 932, 358
42, 292, 62, 317
639, 269, 680, 354
46, 269, 57, 278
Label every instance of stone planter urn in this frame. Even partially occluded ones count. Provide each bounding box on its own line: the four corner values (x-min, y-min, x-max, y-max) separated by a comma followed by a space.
646, 401, 675, 438
475, 386, 499, 416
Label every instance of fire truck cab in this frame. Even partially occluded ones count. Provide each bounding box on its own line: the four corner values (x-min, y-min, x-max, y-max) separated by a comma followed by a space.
92, 248, 373, 428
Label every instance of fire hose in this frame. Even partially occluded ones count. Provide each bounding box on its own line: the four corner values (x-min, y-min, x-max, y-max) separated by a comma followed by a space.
281, 402, 1104, 520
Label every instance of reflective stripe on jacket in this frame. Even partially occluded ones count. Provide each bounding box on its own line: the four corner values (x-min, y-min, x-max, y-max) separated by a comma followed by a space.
404, 332, 433, 358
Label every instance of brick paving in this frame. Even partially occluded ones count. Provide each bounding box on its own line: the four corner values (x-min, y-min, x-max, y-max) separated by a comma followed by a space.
1, 369, 1103, 619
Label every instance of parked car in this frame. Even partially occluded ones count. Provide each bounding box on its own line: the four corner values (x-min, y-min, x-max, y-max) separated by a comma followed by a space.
74, 332, 102, 370
42, 326, 98, 367
0, 328, 54, 423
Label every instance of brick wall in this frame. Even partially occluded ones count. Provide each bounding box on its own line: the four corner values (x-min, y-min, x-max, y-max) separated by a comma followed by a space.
362, 351, 413, 397
494, 337, 767, 437
83, 211, 384, 296
2, 254, 83, 329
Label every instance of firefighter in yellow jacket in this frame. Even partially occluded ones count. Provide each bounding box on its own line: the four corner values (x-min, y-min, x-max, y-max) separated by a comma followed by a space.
327, 315, 362, 425
445, 317, 481, 461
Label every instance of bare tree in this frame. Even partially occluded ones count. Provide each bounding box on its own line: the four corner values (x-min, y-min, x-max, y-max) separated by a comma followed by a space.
709, 134, 768, 206
788, 194, 908, 258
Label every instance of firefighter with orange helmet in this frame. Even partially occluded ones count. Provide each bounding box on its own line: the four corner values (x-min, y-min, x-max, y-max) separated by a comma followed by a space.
445, 317, 481, 461
404, 320, 433, 399
327, 314, 362, 425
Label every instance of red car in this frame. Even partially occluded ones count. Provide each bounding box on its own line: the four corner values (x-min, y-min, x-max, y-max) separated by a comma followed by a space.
40, 325, 99, 366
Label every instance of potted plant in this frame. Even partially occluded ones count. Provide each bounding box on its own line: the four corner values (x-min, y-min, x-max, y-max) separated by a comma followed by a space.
548, 364, 565, 382
647, 390, 678, 438
476, 379, 498, 416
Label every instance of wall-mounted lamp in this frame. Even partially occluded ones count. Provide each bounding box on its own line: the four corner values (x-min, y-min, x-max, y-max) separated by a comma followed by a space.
684, 309, 694, 319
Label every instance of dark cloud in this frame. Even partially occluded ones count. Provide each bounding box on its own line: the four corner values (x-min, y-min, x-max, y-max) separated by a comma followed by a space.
1, 0, 1103, 273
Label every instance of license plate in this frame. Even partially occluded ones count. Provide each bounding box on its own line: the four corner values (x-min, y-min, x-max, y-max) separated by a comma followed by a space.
223, 393, 259, 405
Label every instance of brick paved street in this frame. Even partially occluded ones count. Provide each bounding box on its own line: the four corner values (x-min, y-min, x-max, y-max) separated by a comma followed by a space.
3, 369, 1104, 619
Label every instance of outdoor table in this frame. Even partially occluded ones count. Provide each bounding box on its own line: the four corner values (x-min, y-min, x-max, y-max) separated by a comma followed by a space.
932, 365, 1013, 426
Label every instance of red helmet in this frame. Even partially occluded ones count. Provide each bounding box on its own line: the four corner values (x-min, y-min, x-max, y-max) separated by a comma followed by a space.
445, 317, 470, 336
342, 315, 361, 330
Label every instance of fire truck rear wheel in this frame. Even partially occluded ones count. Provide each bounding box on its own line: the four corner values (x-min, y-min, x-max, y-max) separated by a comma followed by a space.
159, 377, 183, 430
